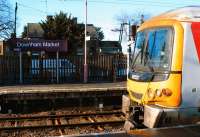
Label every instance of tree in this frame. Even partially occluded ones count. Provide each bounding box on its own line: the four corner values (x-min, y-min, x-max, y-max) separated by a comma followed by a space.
87, 27, 104, 55
39, 12, 85, 54
21, 12, 104, 54
95, 27, 104, 41
21, 25, 27, 38
114, 11, 151, 44
0, 0, 14, 40
89, 27, 104, 41
21, 11, 104, 55
115, 11, 151, 25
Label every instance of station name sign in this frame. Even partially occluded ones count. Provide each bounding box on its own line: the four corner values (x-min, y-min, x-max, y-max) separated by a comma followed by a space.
14, 39, 68, 52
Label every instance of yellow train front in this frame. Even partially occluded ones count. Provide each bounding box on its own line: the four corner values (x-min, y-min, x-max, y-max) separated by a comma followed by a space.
126, 6, 200, 128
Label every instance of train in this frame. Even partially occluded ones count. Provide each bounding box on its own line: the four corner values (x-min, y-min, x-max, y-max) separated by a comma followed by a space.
124, 6, 200, 129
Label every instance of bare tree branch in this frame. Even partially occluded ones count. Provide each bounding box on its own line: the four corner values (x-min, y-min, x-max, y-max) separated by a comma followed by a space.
115, 11, 151, 25
0, 0, 14, 40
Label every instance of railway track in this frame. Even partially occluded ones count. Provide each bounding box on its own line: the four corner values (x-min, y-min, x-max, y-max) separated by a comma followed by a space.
0, 111, 125, 130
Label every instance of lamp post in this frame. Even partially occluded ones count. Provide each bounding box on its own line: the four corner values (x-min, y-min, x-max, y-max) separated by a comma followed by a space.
126, 22, 133, 80
83, 0, 88, 83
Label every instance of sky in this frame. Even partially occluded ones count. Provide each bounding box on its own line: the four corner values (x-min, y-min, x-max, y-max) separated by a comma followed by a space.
9, 0, 200, 52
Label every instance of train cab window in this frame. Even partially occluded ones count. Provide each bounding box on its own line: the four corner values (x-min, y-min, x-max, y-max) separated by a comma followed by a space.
146, 30, 156, 62
133, 31, 146, 65
130, 27, 173, 81
147, 28, 172, 69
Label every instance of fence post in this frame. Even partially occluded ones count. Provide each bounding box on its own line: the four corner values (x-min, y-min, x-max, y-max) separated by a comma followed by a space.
112, 55, 116, 82
39, 52, 43, 83
56, 51, 59, 84
0, 56, 2, 84
19, 51, 23, 84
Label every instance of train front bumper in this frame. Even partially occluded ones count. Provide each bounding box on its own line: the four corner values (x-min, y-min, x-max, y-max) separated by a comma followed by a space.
144, 105, 179, 128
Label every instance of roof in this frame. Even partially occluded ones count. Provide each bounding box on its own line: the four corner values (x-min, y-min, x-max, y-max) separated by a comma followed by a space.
150, 6, 200, 22
100, 41, 121, 48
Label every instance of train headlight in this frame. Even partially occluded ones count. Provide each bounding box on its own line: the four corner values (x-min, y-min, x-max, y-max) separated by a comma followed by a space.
155, 89, 162, 97
147, 88, 155, 99
162, 88, 173, 96
147, 88, 172, 100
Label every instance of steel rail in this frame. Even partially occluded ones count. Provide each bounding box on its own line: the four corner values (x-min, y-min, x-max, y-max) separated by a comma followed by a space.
0, 111, 123, 121
0, 119, 125, 130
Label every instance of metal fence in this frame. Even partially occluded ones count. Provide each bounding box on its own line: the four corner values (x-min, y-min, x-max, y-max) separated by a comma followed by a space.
0, 54, 127, 85
0, 55, 20, 85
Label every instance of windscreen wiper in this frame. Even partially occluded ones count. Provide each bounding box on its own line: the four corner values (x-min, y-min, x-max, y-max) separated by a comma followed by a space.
131, 41, 145, 71
131, 49, 141, 70
144, 51, 155, 73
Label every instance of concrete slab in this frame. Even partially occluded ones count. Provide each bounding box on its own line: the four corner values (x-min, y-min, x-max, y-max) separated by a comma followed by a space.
0, 82, 126, 95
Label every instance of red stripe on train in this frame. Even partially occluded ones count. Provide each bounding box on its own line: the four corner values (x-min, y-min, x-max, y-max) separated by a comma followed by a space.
191, 22, 200, 63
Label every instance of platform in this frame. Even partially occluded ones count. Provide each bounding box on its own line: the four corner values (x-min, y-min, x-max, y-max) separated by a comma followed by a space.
0, 82, 126, 95
0, 82, 127, 112
128, 124, 200, 137
70, 124, 200, 137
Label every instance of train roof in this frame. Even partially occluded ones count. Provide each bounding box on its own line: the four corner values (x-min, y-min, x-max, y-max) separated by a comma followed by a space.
150, 6, 200, 22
